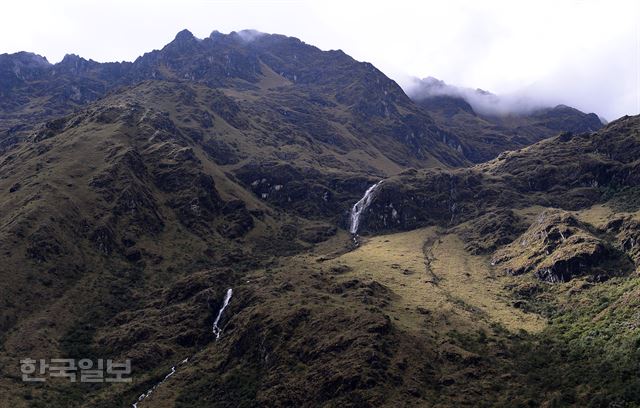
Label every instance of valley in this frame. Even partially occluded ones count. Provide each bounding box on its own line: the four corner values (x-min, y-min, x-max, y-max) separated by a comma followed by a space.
324, 227, 545, 335
112, 196, 640, 407
0, 28, 639, 407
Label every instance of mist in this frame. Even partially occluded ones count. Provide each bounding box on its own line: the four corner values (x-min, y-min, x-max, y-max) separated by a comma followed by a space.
404, 76, 554, 117
2, 0, 639, 120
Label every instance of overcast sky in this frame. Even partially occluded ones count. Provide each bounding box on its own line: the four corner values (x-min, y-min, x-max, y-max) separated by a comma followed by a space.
2, 0, 639, 120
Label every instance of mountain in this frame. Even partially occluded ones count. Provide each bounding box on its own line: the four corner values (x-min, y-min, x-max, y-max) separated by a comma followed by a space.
0, 30, 469, 407
1, 29, 637, 407
407, 77, 604, 162
324, 114, 640, 405
0, 30, 468, 170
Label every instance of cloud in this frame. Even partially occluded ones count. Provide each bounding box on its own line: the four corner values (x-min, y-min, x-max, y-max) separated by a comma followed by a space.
234, 29, 266, 43
405, 76, 551, 117
2, 0, 639, 119
312, 0, 640, 120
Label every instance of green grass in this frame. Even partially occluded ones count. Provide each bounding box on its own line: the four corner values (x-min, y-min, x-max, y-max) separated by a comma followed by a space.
502, 277, 640, 406
603, 186, 640, 212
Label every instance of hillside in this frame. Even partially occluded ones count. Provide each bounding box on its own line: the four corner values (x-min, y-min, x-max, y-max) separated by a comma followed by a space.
0, 36, 468, 404
0, 29, 636, 408
0, 30, 468, 169
338, 115, 640, 405
408, 77, 604, 162
2, 115, 637, 407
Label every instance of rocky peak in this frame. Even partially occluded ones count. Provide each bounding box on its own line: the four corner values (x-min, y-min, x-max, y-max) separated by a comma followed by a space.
159, 29, 200, 55
415, 94, 475, 116
0, 52, 51, 91
58, 53, 86, 67
532, 104, 604, 132
174, 28, 197, 43
54, 53, 98, 75
208, 30, 221, 37
232, 29, 265, 42
60, 53, 82, 63
0, 51, 50, 67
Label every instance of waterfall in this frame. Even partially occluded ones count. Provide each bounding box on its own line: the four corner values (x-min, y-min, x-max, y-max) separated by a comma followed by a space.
132, 359, 188, 407
212, 288, 233, 340
131, 287, 233, 407
349, 181, 382, 235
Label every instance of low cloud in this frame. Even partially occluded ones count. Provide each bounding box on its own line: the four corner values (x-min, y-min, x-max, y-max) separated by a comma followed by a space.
404, 76, 554, 117
403, 75, 613, 124
234, 29, 266, 42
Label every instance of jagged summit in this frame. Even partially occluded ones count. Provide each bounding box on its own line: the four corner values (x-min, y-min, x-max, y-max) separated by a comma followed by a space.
0, 51, 50, 65
174, 28, 196, 41
173, 28, 266, 43
1, 28, 465, 167
57, 53, 93, 68
60, 53, 83, 62
1, 26, 639, 408
162, 28, 201, 53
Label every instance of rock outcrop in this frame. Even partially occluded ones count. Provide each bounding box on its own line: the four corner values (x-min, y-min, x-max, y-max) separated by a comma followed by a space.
492, 210, 632, 282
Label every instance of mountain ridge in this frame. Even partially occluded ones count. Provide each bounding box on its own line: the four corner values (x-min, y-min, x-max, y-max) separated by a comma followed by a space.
1, 29, 603, 166
407, 76, 604, 162
1, 29, 637, 408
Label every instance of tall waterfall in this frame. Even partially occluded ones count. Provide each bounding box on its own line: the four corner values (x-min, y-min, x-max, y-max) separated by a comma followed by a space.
212, 288, 233, 340
349, 181, 382, 235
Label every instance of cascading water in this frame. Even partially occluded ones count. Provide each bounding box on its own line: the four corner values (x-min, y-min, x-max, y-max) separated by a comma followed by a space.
132, 359, 187, 407
349, 181, 382, 235
212, 288, 233, 340
131, 289, 234, 407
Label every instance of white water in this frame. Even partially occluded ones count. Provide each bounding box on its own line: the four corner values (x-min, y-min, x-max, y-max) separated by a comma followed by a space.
131, 288, 235, 407
349, 181, 382, 234
132, 358, 188, 407
212, 288, 233, 340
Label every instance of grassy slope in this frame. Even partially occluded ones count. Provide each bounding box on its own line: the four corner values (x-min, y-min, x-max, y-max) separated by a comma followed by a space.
0, 51, 637, 406
109, 197, 640, 407
0, 72, 463, 407
4, 112, 640, 406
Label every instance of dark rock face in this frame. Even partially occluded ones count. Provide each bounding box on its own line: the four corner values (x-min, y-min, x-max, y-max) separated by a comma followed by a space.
409, 78, 604, 163
531, 104, 603, 133
0, 52, 50, 94
360, 116, 640, 235
234, 162, 383, 223
0, 30, 468, 169
218, 200, 255, 238
453, 210, 526, 255
414, 95, 475, 117
607, 217, 640, 267
90, 225, 116, 255
362, 170, 491, 233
